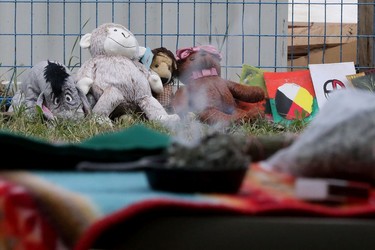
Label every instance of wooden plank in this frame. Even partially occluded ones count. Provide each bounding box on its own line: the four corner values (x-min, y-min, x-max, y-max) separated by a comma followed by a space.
357, 0, 375, 68
288, 43, 343, 59
288, 40, 357, 69
288, 22, 356, 46
288, 22, 357, 58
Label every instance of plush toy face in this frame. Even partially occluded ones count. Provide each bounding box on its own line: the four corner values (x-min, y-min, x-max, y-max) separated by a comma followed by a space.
176, 45, 222, 85
103, 27, 139, 58
80, 23, 140, 60
150, 47, 178, 85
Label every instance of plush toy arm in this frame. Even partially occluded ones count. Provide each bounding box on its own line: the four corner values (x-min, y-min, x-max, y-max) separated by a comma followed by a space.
76, 86, 92, 116
148, 70, 164, 95
227, 80, 265, 103
76, 77, 94, 95
76, 60, 96, 84
198, 106, 264, 126
138, 46, 147, 58
171, 87, 192, 118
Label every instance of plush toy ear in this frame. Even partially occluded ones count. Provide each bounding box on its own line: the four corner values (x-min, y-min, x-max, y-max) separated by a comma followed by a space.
76, 86, 92, 116
79, 33, 92, 49
173, 60, 178, 72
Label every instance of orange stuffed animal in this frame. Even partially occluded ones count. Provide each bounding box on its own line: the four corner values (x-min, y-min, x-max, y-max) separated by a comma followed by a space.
172, 45, 265, 126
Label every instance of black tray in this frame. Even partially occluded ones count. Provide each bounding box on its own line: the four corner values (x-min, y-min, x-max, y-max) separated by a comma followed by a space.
145, 167, 248, 194
78, 155, 249, 194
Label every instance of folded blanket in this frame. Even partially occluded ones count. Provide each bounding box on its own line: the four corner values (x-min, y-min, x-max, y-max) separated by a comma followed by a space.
0, 125, 170, 170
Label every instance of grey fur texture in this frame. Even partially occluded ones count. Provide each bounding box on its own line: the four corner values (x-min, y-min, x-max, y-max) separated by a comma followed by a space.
9, 60, 91, 120
76, 23, 179, 123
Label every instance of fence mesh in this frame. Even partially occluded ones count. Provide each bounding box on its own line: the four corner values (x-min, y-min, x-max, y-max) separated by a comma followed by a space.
0, 1, 372, 86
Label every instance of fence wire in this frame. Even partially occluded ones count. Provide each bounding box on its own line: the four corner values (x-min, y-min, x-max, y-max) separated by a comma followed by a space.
0, 1, 373, 85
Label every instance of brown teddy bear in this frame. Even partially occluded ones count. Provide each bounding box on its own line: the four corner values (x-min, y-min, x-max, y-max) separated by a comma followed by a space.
150, 47, 178, 113
171, 45, 265, 126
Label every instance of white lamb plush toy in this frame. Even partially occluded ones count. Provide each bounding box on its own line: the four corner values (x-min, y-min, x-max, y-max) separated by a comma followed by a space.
76, 23, 179, 123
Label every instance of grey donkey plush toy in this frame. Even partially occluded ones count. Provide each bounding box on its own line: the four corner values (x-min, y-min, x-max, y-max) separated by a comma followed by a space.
9, 60, 91, 120
76, 23, 180, 123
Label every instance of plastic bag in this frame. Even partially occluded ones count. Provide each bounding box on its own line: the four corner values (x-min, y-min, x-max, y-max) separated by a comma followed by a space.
263, 88, 375, 183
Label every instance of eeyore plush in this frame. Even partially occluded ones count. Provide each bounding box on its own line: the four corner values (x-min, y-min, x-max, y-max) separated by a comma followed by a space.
9, 60, 91, 120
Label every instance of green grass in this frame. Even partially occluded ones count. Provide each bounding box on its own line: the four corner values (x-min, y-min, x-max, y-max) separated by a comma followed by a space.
0, 104, 307, 143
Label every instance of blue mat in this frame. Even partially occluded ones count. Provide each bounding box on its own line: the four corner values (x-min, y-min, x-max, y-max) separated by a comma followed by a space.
35, 171, 204, 215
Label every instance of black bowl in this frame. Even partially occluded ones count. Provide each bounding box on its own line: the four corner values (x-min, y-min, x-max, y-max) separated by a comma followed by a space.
145, 166, 249, 194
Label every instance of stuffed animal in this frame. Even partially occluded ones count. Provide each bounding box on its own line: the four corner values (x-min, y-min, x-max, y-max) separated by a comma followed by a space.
81, 46, 178, 118
150, 47, 178, 112
172, 45, 266, 126
75, 23, 180, 123
78, 23, 163, 96
9, 60, 91, 120
150, 47, 178, 86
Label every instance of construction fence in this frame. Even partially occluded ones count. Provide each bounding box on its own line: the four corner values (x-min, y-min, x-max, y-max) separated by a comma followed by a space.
0, 1, 373, 85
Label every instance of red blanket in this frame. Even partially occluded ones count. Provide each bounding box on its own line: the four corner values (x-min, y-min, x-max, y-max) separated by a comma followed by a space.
75, 163, 375, 250
0, 172, 99, 250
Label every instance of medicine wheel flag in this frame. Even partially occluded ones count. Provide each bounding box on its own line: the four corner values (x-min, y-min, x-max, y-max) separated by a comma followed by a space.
275, 83, 313, 120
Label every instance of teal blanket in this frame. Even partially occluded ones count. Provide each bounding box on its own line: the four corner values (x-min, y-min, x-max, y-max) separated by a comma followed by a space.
1, 125, 170, 170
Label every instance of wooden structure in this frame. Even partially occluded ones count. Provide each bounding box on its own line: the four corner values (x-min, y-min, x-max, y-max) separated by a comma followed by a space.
288, 22, 357, 68
288, 0, 374, 71
358, 0, 375, 69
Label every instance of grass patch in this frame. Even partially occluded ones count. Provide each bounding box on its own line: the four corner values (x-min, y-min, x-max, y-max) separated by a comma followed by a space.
0, 105, 308, 143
